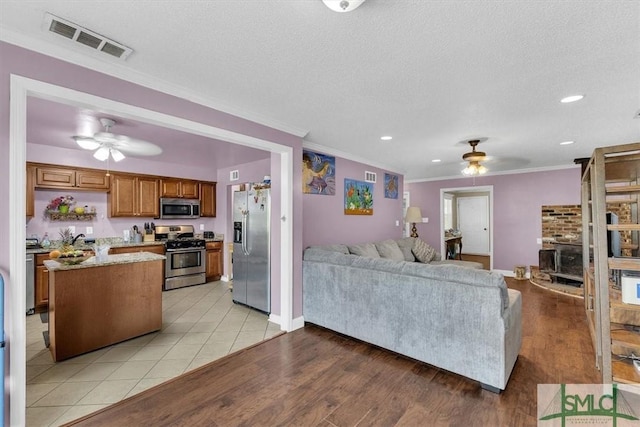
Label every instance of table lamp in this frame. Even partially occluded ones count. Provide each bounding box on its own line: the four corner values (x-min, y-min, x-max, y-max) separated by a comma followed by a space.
404, 206, 423, 238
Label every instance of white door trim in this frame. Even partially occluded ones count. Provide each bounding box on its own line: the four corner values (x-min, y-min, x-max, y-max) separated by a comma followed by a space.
8, 74, 295, 426
439, 185, 494, 269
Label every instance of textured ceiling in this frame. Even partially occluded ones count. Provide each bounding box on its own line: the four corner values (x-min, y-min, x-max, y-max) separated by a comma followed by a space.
1, 0, 639, 180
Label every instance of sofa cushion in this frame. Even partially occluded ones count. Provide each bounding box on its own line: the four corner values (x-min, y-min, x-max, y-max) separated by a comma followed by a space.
307, 244, 350, 254
412, 238, 437, 263
395, 237, 416, 262
375, 239, 405, 262
347, 243, 381, 258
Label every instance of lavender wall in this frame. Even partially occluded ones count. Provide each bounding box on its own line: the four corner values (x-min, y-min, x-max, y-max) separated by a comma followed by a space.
303, 156, 405, 248
405, 168, 582, 271
0, 41, 304, 320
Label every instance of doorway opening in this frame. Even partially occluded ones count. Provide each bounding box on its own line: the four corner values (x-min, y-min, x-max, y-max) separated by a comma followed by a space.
440, 186, 493, 270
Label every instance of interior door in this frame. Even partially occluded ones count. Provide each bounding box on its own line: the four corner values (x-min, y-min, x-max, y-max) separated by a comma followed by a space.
457, 195, 490, 255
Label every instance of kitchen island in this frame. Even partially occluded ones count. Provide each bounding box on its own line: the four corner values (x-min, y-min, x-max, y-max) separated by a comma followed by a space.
44, 252, 165, 362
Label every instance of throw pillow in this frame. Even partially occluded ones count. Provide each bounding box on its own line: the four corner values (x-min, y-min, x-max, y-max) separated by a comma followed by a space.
396, 237, 416, 262
347, 243, 381, 258
412, 238, 437, 263
375, 239, 405, 262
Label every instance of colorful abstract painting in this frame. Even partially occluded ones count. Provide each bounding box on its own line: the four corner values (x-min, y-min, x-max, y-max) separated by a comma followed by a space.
384, 173, 399, 199
302, 150, 336, 195
344, 179, 373, 215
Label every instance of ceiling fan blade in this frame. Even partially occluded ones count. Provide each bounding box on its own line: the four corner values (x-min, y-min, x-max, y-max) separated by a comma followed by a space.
112, 138, 163, 156
73, 136, 101, 150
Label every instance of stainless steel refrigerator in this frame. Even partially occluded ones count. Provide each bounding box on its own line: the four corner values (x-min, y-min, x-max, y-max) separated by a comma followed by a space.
233, 185, 270, 313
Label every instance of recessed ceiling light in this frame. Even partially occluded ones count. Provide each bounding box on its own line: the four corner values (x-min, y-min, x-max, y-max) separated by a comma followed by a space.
560, 141, 575, 145
560, 95, 584, 103
380, 136, 393, 141
432, 159, 441, 163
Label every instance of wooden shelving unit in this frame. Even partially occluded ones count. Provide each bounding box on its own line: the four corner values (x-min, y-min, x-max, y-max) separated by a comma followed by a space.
582, 142, 640, 384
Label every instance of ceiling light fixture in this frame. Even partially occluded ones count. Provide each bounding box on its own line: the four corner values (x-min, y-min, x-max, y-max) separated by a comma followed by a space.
560, 140, 575, 145
322, 0, 366, 12
461, 139, 488, 176
380, 136, 393, 141
432, 159, 441, 163
560, 94, 584, 103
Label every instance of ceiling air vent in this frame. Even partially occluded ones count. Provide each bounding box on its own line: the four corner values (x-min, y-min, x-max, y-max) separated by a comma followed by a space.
364, 171, 377, 183
230, 170, 239, 181
44, 13, 133, 60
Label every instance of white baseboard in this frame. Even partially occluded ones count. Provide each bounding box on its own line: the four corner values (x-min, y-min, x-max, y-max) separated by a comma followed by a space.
221, 275, 230, 282
268, 314, 305, 332
292, 316, 305, 330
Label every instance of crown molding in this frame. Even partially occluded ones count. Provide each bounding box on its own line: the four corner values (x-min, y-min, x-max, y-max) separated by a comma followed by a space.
302, 140, 406, 175
0, 28, 309, 138
405, 163, 581, 184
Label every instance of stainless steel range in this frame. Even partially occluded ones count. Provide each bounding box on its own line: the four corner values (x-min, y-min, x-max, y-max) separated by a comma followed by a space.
155, 225, 206, 291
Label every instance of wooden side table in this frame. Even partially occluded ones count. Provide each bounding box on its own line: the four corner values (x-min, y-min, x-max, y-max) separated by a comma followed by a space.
445, 236, 463, 260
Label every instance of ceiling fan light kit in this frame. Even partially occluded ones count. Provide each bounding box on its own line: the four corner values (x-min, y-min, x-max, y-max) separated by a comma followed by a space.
461, 139, 488, 176
322, 0, 366, 12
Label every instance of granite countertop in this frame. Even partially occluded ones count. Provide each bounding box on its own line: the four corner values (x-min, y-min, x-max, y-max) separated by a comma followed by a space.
27, 240, 165, 254
44, 252, 166, 272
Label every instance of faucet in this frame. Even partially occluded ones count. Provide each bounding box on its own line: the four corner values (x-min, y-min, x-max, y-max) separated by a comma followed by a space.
71, 233, 86, 246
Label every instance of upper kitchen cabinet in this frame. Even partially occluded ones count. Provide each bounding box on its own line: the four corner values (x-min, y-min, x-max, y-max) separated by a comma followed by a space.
200, 181, 217, 217
109, 174, 160, 218
26, 164, 35, 217
160, 179, 199, 199
34, 164, 109, 191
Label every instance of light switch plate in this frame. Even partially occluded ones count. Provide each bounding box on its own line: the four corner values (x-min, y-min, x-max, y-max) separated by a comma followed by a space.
422, 217, 429, 223
395, 220, 399, 226
200, 224, 205, 230
68, 226, 76, 235
86, 226, 93, 235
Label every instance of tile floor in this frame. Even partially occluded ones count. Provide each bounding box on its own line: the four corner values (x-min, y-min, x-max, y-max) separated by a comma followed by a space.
25, 280, 280, 426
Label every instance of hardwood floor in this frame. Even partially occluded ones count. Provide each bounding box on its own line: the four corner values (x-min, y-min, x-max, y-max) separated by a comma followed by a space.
65, 279, 599, 426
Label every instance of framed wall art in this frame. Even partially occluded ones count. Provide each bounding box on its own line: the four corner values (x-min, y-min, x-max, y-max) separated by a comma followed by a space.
344, 178, 373, 215
384, 173, 398, 199
302, 150, 336, 195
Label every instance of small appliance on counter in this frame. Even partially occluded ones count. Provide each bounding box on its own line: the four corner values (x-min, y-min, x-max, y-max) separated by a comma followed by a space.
203, 231, 215, 239
26, 238, 40, 249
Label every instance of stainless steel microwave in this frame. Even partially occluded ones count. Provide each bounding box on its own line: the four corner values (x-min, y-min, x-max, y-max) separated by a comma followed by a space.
159, 198, 200, 219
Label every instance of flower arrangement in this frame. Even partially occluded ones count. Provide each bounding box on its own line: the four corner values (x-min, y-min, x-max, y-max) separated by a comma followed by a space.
47, 195, 75, 212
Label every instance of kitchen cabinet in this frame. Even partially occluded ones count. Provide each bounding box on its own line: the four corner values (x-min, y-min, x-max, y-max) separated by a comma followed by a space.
26, 164, 35, 217
109, 174, 160, 218
200, 181, 217, 217
35, 165, 109, 190
206, 241, 223, 282
160, 179, 199, 199
35, 253, 50, 312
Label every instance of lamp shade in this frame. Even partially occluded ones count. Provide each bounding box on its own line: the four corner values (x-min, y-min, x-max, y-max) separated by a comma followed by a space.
404, 207, 423, 223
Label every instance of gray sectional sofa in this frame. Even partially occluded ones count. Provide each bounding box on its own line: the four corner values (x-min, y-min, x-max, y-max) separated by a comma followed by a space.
302, 238, 522, 392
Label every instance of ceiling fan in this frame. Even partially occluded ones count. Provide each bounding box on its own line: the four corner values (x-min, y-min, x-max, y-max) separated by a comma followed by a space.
461, 139, 488, 176
73, 118, 162, 162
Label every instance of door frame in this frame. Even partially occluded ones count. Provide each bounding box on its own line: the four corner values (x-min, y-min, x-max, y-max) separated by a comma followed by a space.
9, 75, 294, 426
439, 185, 494, 269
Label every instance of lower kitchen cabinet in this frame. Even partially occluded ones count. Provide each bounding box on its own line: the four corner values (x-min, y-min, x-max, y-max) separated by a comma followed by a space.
206, 241, 223, 282
35, 253, 50, 312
